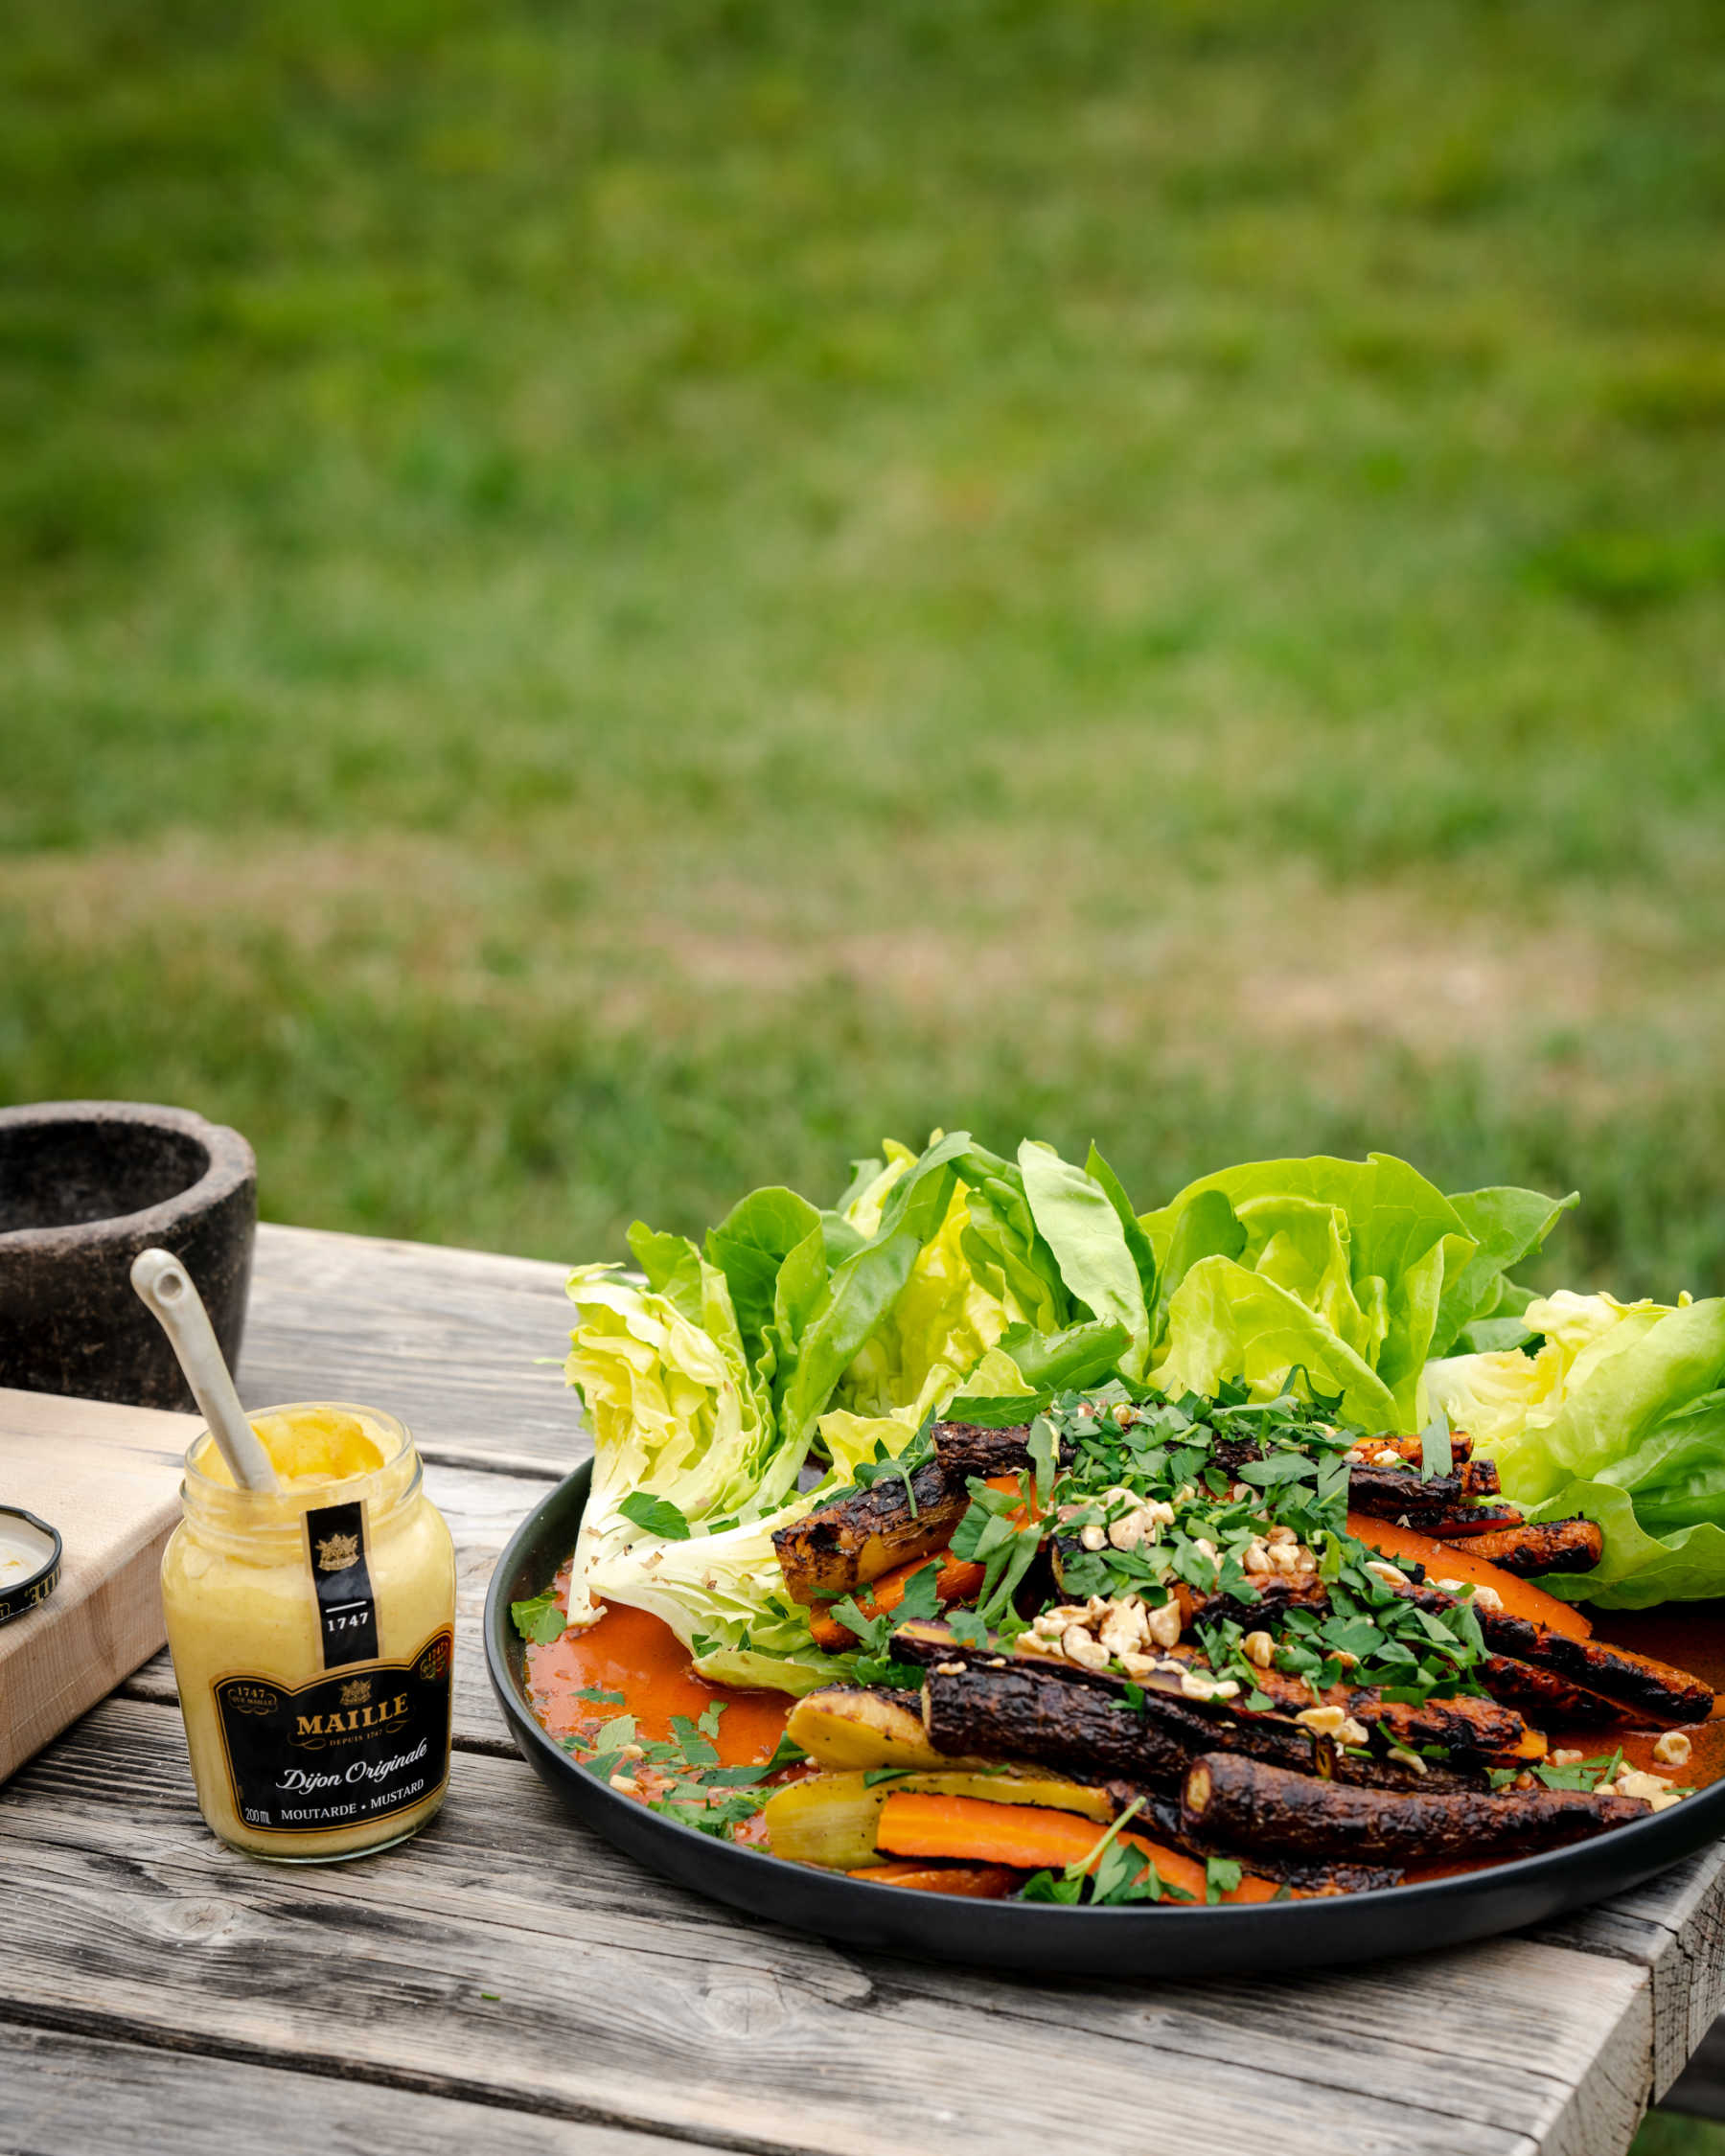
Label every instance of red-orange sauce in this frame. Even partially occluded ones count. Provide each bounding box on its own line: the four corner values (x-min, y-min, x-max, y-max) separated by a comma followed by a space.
1569, 1600, 1725, 1784
525, 1557, 792, 1764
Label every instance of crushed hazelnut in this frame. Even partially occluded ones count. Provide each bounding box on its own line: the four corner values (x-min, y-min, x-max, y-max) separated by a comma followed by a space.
1551, 1749, 1584, 1767
1145, 1598, 1183, 1650
1296, 1704, 1347, 1736
1364, 1559, 1410, 1588
1078, 1522, 1108, 1552
1098, 1598, 1149, 1658
1062, 1626, 1110, 1671
1386, 1745, 1428, 1777
1614, 1767, 1680, 1810
1242, 1630, 1276, 1669
1654, 1731, 1693, 1768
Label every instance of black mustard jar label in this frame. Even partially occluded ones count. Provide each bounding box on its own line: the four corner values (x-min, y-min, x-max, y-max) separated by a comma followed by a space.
305, 1498, 380, 1666
212, 1629, 453, 1836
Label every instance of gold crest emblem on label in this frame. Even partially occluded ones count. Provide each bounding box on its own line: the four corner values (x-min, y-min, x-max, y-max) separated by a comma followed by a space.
338, 1677, 373, 1708
315, 1530, 360, 1573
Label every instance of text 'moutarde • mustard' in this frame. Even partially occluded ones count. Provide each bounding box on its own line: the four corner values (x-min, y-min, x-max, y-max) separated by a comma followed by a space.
161, 1401, 455, 1861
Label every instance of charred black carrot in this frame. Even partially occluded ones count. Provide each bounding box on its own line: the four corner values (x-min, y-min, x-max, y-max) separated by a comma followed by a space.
1395, 1502, 1526, 1538
1462, 1519, 1605, 1577
1119, 1782, 1408, 1892
1346, 1459, 1502, 1516
1476, 1653, 1630, 1727
1465, 1606, 1714, 1724
1214, 1659, 1528, 1757
1183, 1754, 1649, 1862
772, 1460, 964, 1603
921, 1660, 1319, 1785
932, 1420, 1037, 1480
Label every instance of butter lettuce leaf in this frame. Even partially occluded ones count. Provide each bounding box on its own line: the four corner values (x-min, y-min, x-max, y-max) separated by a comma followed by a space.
562, 1257, 789, 1622
1431, 1184, 1578, 1360
1426, 1292, 1725, 1603
1137, 1152, 1560, 1425
1018, 1138, 1152, 1380
1528, 1479, 1725, 1609
770, 1131, 969, 1457
834, 1175, 1017, 1425
702, 1186, 825, 1366
1149, 1254, 1398, 1431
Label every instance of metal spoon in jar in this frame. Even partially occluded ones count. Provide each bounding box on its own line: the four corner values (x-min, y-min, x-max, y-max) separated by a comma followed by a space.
130, 1248, 277, 1493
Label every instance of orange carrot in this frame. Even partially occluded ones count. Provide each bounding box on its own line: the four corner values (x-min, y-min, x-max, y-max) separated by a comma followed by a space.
845, 1861, 1018, 1897
807, 1548, 988, 1651
1346, 1512, 1593, 1639
873, 1793, 1280, 1903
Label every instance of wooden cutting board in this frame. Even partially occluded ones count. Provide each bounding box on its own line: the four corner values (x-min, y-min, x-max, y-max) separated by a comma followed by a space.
0, 1386, 196, 1783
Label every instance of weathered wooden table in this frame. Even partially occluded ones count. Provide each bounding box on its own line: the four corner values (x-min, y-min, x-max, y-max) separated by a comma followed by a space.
8, 1223, 1725, 2154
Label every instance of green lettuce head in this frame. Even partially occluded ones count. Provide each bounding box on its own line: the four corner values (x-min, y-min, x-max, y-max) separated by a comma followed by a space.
833, 1173, 1019, 1425
1423, 1290, 1725, 1605
561, 1257, 794, 1621
1140, 1153, 1573, 1428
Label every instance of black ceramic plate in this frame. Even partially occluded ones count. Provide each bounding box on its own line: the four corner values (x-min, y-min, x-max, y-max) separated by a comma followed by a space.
485, 1462, 1725, 1975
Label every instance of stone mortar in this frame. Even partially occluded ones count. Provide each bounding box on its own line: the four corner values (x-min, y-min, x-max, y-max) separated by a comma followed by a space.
0, 1100, 257, 1410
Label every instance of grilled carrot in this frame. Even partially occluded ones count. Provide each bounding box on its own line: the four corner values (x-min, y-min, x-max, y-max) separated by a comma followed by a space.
843, 1861, 1018, 1897
807, 1548, 989, 1651
1346, 1511, 1593, 1638
873, 1791, 1281, 1902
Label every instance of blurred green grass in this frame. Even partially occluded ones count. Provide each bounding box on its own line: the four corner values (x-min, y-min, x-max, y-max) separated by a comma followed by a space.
3, 0, 1723, 1280
1636, 2115, 1725, 2156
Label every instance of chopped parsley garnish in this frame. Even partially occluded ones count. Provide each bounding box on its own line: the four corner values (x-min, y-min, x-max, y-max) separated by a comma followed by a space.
617, 1491, 693, 1541
565, 1696, 810, 1836
511, 1592, 567, 1644
934, 1375, 1496, 1721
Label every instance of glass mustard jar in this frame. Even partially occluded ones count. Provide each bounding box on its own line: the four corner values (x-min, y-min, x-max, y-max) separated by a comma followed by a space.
161, 1400, 455, 1862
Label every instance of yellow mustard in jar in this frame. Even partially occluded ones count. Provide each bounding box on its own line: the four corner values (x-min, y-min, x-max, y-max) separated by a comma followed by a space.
161, 1401, 455, 1862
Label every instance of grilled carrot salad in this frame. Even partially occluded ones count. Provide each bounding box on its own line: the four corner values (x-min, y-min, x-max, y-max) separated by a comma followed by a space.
515, 1138, 1725, 1904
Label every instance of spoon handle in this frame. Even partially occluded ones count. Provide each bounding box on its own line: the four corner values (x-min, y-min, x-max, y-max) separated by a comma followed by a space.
130, 1248, 277, 1492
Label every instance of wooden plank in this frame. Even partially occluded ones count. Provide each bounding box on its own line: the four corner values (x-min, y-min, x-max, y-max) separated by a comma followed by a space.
0, 1388, 195, 1781
1532, 1849, 1725, 2100
239, 1224, 586, 1472
0, 1694, 1654, 2156
123, 1460, 553, 1755
0, 2021, 724, 2156
1660, 2016, 1725, 2122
